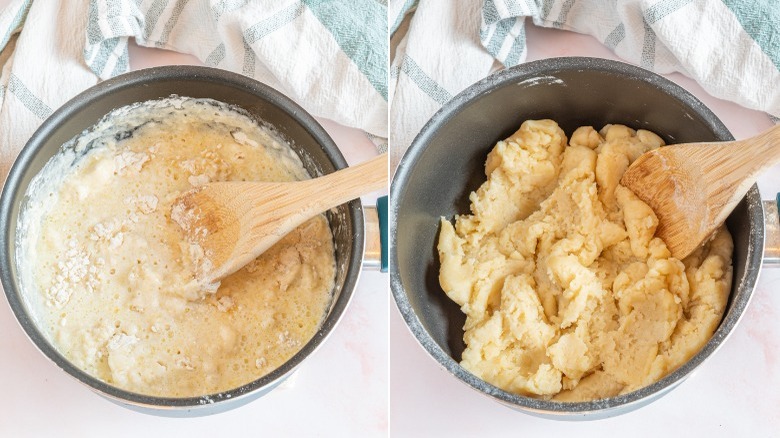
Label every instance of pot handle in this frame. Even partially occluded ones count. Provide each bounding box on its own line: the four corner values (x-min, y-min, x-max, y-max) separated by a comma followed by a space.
363, 195, 388, 272
764, 195, 780, 266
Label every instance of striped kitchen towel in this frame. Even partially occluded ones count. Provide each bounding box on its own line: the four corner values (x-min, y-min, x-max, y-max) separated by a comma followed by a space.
0, 0, 387, 184
389, 0, 780, 168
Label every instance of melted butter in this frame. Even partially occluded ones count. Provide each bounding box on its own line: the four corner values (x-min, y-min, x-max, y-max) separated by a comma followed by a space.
21, 97, 336, 397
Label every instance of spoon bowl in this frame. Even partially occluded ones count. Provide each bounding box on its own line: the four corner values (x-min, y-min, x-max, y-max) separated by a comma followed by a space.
173, 155, 387, 283
621, 125, 780, 259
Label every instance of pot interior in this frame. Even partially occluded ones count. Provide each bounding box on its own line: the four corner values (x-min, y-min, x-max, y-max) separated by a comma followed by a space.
1, 66, 362, 413
391, 57, 762, 416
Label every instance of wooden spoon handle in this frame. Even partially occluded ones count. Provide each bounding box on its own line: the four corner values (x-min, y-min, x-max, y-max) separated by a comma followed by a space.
296, 154, 387, 211
739, 124, 780, 171
188, 154, 388, 282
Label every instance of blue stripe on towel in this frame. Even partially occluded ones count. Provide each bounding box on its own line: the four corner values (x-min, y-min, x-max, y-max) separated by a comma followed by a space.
504, 30, 526, 66
242, 37, 256, 76
156, 0, 191, 48
92, 37, 121, 76
554, 0, 576, 28
721, 0, 780, 69
644, 0, 693, 24
143, 0, 170, 40
390, 0, 416, 35
640, 19, 655, 69
86, 0, 103, 44
400, 55, 452, 105
485, 18, 513, 57
604, 23, 626, 49
205, 43, 226, 66
244, 3, 304, 43
212, 0, 250, 20
303, 0, 388, 101
1, 0, 33, 52
8, 74, 52, 120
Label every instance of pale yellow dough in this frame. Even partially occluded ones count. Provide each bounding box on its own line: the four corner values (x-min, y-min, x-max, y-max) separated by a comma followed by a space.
438, 120, 732, 401
23, 98, 335, 397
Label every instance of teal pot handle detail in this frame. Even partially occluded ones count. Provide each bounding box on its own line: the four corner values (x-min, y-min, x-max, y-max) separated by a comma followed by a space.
364, 195, 388, 273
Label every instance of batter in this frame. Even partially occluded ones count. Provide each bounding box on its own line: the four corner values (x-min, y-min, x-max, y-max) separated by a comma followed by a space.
19, 97, 336, 397
438, 120, 733, 401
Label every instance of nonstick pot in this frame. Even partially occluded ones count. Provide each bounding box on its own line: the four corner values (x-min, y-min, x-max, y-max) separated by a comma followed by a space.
390, 57, 780, 419
0, 66, 370, 416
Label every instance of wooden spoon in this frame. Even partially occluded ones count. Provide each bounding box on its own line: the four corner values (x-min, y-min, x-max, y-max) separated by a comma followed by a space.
172, 154, 387, 283
620, 124, 780, 260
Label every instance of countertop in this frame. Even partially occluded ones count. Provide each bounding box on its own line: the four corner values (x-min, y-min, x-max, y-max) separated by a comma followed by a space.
3, 4, 779, 437
0, 42, 388, 436
390, 24, 780, 437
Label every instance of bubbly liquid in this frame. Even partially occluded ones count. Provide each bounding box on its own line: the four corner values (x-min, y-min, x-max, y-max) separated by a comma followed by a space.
24, 98, 336, 397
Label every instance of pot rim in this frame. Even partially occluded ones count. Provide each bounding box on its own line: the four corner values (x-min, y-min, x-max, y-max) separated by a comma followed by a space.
0, 65, 365, 413
389, 56, 763, 418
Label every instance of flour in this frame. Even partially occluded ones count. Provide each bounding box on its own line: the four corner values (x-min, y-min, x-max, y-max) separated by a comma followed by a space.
187, 174, 210, 187
46, 240, 93, 308
124, 194, 158, 214
114, 151, 150, 175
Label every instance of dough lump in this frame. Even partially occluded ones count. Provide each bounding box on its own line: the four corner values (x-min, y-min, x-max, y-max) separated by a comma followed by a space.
438, 120, 733, 401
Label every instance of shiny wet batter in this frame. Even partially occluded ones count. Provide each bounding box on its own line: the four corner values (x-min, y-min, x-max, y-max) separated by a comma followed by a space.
21, 97, 335, 397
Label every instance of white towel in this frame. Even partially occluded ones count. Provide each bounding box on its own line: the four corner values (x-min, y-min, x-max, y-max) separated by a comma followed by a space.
0, 0, 388, 184
389, 0, 780, 168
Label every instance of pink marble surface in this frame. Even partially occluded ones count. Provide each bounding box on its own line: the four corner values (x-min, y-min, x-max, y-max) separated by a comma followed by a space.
3, 1, 780, 435
0, 41, 388, 436
390, 24, 780, 436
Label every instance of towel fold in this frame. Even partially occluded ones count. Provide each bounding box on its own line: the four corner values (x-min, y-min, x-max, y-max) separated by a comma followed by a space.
0, 0, 388, 184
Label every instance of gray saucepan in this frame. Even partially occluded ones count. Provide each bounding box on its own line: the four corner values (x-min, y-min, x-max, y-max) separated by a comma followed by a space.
0, 66, 372, 416
390, 57, 780, 420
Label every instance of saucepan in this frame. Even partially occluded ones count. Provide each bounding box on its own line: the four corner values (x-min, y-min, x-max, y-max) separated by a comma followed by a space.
0, 66, 387, 416
390, 56, 779, 419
